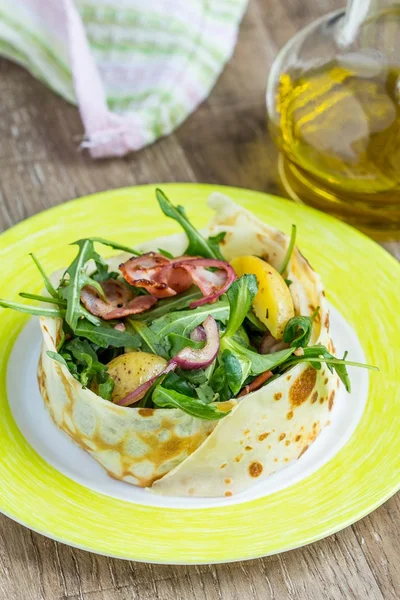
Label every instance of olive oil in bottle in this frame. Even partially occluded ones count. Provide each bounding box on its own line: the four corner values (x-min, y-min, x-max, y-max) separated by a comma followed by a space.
270, 59, 400, 236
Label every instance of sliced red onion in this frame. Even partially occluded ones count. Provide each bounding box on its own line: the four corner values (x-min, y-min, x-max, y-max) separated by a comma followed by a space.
190, 325, 206, 342
174, 316, 219, 369
117, 361, 177, 407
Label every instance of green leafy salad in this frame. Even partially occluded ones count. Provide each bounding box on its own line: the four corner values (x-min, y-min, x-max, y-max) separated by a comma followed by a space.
0, 189, 376, 420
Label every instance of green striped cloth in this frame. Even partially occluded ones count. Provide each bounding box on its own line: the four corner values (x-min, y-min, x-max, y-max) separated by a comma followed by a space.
0, 0, 247, 157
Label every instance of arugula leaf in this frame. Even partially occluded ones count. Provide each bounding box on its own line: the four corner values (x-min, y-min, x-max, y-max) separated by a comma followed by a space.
158, 248, 174, 259
152, 386, 229, 420
130, 288, 203, 322
48, 340, 115, 400
279, 224, 297, 274
30, 253, 59, 298
19, 292, 67, 306
85, 237, 141, 256
149, 298, 229, 339
246, 310, 267, 332
283, 308, 319, 348
224, 275, 258, 338
222, 349, 250, 395
0, 299, 63, 318
60, 239, 107, 330
47, 351, 68, 368
282, 345, 378, 393
92, 262, 119, 283
74, 319, 141, 349
221, 336, 295, 376
129, 320, 170, 358
156, 188, 225, 260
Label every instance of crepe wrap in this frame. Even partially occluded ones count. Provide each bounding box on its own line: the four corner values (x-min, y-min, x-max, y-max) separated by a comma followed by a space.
38, 194, 338, 496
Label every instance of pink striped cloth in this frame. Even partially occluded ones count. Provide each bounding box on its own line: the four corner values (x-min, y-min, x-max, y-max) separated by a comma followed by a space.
1, 0, 247, 157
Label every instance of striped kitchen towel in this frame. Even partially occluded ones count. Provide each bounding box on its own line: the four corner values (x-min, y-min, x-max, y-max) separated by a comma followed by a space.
0, 0, 247, 157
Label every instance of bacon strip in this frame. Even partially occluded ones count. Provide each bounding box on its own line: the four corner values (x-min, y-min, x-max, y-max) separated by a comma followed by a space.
119, 253, 236, 307
81, 279, 157, 320
119, 252, 192, 298
238, 370, 274, 397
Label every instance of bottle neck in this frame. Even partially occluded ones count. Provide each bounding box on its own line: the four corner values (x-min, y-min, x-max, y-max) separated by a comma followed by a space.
339, 0, 399, 46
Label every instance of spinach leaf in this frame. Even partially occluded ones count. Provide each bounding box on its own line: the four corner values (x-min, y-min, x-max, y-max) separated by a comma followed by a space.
163, 372, 196, 397
224, 274, 258, 338
97, 370, 115, 401
0, 299, 63, 318
283, 308, 319, 348
156, 188, 225, 260
221, 349, 250, 395
279, 224, 297, 274
209, 365, 226, 392
178, 368, 208, 385
196, 383, 218, 404
30, 253, 59, 298
149, 298, 229, 339
152, 386, 229, 420
74, 319, 141, 349
220, 336, 295, 376
130, 288, 203, 322
168, 333, 202, 356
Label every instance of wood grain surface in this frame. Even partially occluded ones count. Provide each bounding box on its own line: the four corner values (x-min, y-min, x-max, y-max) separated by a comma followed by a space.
0, 1, 398, 598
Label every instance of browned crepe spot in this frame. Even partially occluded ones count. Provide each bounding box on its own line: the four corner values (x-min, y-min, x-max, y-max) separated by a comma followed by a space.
245, 446, 253, 451
138, 408, 155, 417
224, 478, 232, 485
249, 462, 263, 477
289, 367, 317, 407
324, 313, 330, 329
225, 491, 233, 497
285, 440, 291, 446
235, 454, 243, 463
324, 378, 329, 385
220, 463, 227, 469
258, 432, 270, 441
286, 411, 294, 420
295, 435, 302, 442
286, 375, 292, 381
274, 392, 282, 401
311, 391, 318, 404
328, 390, 335, 411
298, 444, 309, 458
279, 433, 286, 441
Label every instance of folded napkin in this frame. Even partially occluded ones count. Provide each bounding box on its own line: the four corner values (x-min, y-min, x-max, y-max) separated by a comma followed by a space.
0, 0, 247, 157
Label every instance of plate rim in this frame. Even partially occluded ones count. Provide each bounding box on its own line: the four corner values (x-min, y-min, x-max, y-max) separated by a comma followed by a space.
0, 182, 399, 564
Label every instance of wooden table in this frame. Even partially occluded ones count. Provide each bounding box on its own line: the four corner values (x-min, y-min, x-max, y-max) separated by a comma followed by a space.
0, 1, 398, 598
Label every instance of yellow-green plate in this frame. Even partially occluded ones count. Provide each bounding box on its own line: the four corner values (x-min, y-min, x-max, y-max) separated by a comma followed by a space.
0, 184, 399, 563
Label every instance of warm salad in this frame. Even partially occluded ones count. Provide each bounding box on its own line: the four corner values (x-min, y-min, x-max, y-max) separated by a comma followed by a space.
0, 190, 373, 422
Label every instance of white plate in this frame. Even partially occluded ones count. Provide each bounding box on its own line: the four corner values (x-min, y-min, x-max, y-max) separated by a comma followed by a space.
7, 305, 368, 509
